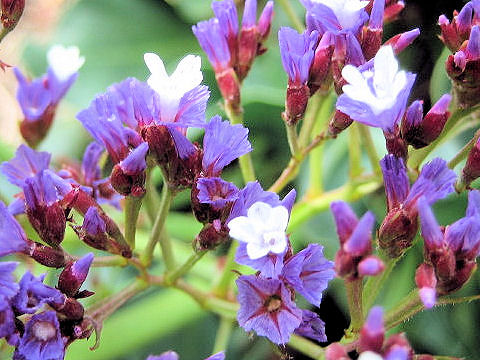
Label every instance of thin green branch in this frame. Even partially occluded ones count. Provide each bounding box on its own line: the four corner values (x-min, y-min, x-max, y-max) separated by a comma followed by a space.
213, 241, 239, 298
288, 335, 325, 360
363, 255, 398, 312
164, 250, 207, 285
349, 123, 363, 178
124, 195, 143, 249
448, 129, 480, 169
286, 122, 301, 156
345, 278, 364, 334
213, 317, 234, 354
277, 0, 305, 33
358, 125, 381, 173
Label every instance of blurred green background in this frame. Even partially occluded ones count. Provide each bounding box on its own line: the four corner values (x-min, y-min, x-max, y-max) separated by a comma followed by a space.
1, 0, 480, 359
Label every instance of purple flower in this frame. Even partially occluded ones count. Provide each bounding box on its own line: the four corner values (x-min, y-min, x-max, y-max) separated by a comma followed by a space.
279, 27, 318, 84
0, 262, 19, 300
330, 201, 359, 244
235, 243, 286, 278
212, 0, 238, 40
304, 0, 369, 36
0, 144, 51, 188
193, 18, 231, 72
81, 142, 103, 186
13, 68, 52, 122
294, 309, 327, 342
0, 296, 16, 341
12, 272, 65, 315
0, 201, 31, 257
379, 155, 410, 212
202, 115, 252, 176
197, 177, 239, 211
282, 244, 335, 306
336, 46, 416, 134
119, 142, 149, 175
236, 275, 302, 344
13, 311, 65, 360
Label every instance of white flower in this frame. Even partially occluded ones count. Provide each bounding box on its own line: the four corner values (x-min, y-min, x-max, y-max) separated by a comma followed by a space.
314, 0, 369, 30
341, 46, 407, 116
228, 202, 289, 260
144, 53, 203, 122
358, 351, 384, 360
47, 45, 85, 82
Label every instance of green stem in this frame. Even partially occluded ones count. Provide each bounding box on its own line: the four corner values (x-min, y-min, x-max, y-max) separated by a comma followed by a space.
277, 0, 305, 32
363, 256, 398, 311
288, 335, 325, 360
345, 278, 364, 333
90, 255, 128, 267
408, 105, 480, 170
164, 250, 207, 285
213, 317, 234, 354
213, 241, 239, 298
144, 168, 162, 224
448, 129, 480, 169
349, 123, 363, 178
285, 122, 300, 156
358, 125, 381, 173
0, 27, 11, 43
225, 102, 256, 183
385, 289, 422, 329
124, 195, 143, 250
298, 92, 325, 147
141, 183, 175, 268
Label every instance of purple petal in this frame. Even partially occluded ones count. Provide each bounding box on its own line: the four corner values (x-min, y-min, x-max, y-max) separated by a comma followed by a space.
81, 142, 104, 186
175, 85, 210, 127
47, 67, 77, 104
166, 126, 196, 159
280, 189, 297, 215
466, 189, 480, 217
212, 0, 238, 37
364, 306, 384, 335
369, 0, 385, 30
205, 352, 225, 360
0, 262, 20, 300
83, 207, 106, 236
419, 287, 436, 309
228, 181, 281, 220
294, 309, 327, 342
242, 0, 257, 28
0, 296, 16, 340
330, 201, 359, 245
197, 177, 239, 210
0, 201, 29, 256
344, 211, 375, 256
444, 216, 480, 254
380, 155, 409, 211
417, 197, 443, 249
119, 142, 149, 175
192, 19, 231, 71
146, 352, 179, 360
235, 242, 285, 278
8, 198, 26, 216
14, 68, 52, 122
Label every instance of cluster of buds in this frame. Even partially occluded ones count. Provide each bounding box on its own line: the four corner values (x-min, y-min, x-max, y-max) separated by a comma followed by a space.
440, 1, 480, 108
331, 201, 384, 280
415, 191, 480, 307
14, 45, 84, 147
378, 155, 456, 258
0, 254, 95, 359
192, 0, 274, 111
279, 0, 420, 127
326, 307, 414, 360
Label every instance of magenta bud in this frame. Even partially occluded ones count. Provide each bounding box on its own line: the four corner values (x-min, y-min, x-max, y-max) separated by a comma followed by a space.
58, 253, 94, 297
325, 343, 349, 360
384, 0, 405, 23
30, 242, 67, 268
384, 131, 408, 159
1, 0, 25, 31
19, 106, 56, 148
461, 137, 480, 187
385, 28, 420, 54
194, 220, 229, 251
54, 297, 85, 321
358, 256, 385, 277
420, 94, 451, 143
283, 82, 310, 125
359, 306, 384, 354
438, 14, 463, 52
415, 263, 437, 306
328, 110, 353, 136
453, 51, 467, 71
237, 26, 258, 81
378, 208, 418, 258
257, 1, 274, 42
466, 25, 480, 60
111, 163, 146, 197
26, 201, 66, 248
383, 333, 413, 357
309, 32, 335, 94
216, 67, 241, 110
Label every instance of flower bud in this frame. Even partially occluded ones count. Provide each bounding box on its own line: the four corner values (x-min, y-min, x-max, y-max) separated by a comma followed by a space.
359, 306, 384, 354
362, 0, 385, 60
1, 0, 25, 31
283, 82, 310, 126
378, 207, 418, 258
415, 263, 437, 308
257, 1, 274, 43
216, 67, 241, 110
358, 256, 385, 277
384, 131, 408, 159
325, 343, 349, 360
438, 15, 463, 52
54, 297, 85, 321
309, 32, 335, 95
460, 137, 480, 188
58, 253, 94, 297
328, 110, 353, 136
384, 0, 405, 23
237, 0, 258, 81
30, 242, 67, 268
384, 28, 420, 54
194, 219, 229, 250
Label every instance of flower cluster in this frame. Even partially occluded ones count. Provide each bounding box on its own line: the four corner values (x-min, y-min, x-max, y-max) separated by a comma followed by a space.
228, 183, 335, 344
0, 254, 94, 360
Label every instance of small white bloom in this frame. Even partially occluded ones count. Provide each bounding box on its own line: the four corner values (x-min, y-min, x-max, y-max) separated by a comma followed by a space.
341, 46, 407, 115
144, 53, 203, 122
314, 0, 369, 30
47, 45, 85, 82
358, 351, 384, 360
228, 202, 289, 260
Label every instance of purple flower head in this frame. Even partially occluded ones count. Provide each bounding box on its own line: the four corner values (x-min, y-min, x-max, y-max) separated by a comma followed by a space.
336, 46, 416, 134
282, 244, 335, 306
343, 211, 375, 256
236, 275, 302, 344
380, 155, 410, 211
46, 45, 84, 104
193, 18, 231, 72
212, 0, 238, 38
119, 142, 149, 176
368, 0, 385, 30
14, 68, 52, 122
202, 115, 252, 176
13, 311, 65, 360
23, 170, 61, 209
13, 272, 65, 315
0, 201, 30, 257
304, 0, 369, 36
58, 253, 94, 298
82, 206, 106, 236
0, 262, 19, 300
81, 142, 103, 186
147, 352, 179, 360
279, 27, 319, 84
294, 309, 327, 342
405, 158, 456, 208
0, 144, 51, 188
197, 177, 239, 211
330, 201, 359, 244
466, 25, 480, 60
0, 295, 16, 341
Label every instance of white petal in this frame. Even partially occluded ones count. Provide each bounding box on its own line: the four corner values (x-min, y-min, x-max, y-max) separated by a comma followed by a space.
373, 46, 398, 90
358, 351, 383, 360
228, 216, 257, 243
47, 45, 84, 81
144, 52, 167, 78
263, 231, 287, 254
246, 242, 270, 259
171, 54, 203, 93
265, 205, 289, 232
